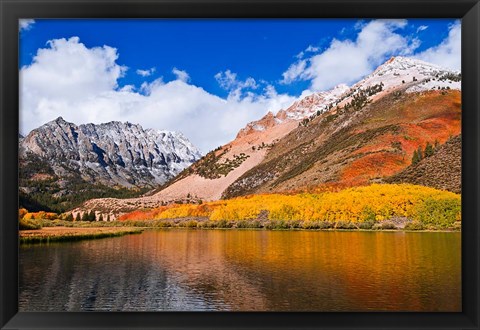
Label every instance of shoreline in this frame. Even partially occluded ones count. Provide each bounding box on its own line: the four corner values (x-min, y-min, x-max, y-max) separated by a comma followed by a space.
142, 226, 461, 233
19, 226, 144, 244
118, 216, 461, 232
19, 220, 460, 245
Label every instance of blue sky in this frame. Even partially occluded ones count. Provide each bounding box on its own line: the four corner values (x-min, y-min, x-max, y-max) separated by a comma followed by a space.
19, 19, 460, 152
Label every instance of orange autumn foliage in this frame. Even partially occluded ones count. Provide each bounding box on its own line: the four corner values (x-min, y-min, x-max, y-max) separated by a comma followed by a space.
21, 210, 58, 220
339, 90, 461, 186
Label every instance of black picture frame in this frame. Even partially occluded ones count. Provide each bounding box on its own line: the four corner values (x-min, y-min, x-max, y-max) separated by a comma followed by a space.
1, 0, 479, 329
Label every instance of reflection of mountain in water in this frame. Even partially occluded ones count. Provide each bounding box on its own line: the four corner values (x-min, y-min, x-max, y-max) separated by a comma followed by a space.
19, 230, 461, 311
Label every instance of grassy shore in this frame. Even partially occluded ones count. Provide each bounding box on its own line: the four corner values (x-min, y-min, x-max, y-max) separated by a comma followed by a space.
19, 226, 144, 244
23, 216, 461, 234
116, 217, 460, 231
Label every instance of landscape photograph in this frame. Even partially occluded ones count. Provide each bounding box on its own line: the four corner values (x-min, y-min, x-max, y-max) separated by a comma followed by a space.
18, 18, 461, 312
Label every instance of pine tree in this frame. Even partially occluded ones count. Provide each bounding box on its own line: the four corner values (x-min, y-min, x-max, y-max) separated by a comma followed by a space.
75, 213, 81, 222
66, 213, 74, 221
106, 214, 110, 222
412, 150, 420, 165
98, 214, 104, 222
424, 142, 434, 157
88, 210, 96, 222
81, 212, 88, 221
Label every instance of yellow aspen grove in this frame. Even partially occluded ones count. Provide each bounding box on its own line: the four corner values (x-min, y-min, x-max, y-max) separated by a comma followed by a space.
119, 184, 460, 229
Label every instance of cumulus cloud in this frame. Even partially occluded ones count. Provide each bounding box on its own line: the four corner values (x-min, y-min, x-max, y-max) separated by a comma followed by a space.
414, 21, 461, 71
19, 19, 35, 31
281, 19, 418, 91
172, 67, 190, 82
21, 37, 126, 100
136, 67, 155, 77
20, 37, 296, 153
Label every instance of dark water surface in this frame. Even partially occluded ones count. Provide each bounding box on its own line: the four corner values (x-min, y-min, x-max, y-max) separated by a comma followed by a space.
19, 230, 461, 311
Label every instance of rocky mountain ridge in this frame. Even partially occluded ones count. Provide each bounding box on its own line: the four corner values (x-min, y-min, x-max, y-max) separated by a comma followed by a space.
237, 57, 460, 139
236, 84, 350, 138
20, 117, 201, 187
19, 118, 201, 212
58, 57, 462, 219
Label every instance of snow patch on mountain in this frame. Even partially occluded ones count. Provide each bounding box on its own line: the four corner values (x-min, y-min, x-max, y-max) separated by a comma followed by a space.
285, 84, 350, 120
406, 79, 461, 93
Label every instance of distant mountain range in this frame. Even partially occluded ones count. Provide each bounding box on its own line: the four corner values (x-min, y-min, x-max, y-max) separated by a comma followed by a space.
19, 118, 201, 212
20, 56, 461, 219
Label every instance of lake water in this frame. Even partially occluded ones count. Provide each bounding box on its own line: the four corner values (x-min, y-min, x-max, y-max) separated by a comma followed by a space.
19, 229, 461, 312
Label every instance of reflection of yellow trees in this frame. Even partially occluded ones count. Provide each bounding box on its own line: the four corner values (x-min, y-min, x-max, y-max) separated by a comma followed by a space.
121, 184, 460, 227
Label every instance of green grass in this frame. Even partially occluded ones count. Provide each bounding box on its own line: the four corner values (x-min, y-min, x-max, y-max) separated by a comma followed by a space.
20, 228, 144, 244
413, 197, 461, 229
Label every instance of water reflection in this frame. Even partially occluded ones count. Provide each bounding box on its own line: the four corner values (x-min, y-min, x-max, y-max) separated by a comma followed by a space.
19, 230, 461, 311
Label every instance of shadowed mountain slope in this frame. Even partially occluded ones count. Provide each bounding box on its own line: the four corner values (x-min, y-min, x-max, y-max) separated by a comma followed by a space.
386, 135, 461, 194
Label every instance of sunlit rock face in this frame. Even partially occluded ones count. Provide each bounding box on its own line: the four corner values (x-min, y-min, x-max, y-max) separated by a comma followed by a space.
20, 117, 201, 187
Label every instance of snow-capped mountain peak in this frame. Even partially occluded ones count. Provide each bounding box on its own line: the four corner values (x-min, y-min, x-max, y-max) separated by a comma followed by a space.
20, 118, 202, 187
351, 56, 460, 94
236, 57, 461, 138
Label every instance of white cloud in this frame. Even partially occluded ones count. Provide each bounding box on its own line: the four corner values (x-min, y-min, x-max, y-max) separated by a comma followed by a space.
281, 59, 307, 84
19, 19, 35, 31
20, 37, 296, 153
305, 45, 319, 53
414, 21, 461, 71
136, 67, 155, 77
296, 45, 320, 59
281, 19, 418, 91
21, 37, 126, 101
215, 70, 237, 90
215, 70, 258, 98
119, 85, 135, 92
417, 25, 429, 33
140, 77, 164, 95
172, 67, 190, 82
403, 38, 422, 55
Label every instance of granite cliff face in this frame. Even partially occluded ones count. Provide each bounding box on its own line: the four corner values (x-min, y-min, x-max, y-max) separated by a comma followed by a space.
19, 117, 201, 212
20, 117, 201, 187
